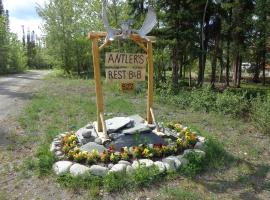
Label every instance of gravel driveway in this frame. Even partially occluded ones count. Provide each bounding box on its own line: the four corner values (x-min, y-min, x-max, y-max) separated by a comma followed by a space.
0, 70, 50, 146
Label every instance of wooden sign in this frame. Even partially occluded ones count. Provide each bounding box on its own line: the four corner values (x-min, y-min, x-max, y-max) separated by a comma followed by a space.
105, 52, 146, 82
105, 52, 147, 67
121, 83, 135, 91
88, 32, 155, 134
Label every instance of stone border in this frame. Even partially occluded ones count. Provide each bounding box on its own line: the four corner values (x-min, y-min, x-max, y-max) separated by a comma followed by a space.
50, 131, 206, 177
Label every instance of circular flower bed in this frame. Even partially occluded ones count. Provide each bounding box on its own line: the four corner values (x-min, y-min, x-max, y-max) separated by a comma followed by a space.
51, 122, 206, 176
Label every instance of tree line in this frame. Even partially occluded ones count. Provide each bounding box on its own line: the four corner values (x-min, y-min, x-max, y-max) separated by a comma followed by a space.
36, 0, 269, 89
0, 0, 51, 74
0, 0, 27, 74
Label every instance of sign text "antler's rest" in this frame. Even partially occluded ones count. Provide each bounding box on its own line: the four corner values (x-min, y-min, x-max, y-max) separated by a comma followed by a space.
105, 52, 147, 82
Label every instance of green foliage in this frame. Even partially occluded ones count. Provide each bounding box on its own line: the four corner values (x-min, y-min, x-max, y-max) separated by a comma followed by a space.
57, 173, 102, 189
251, 97, 270, 134
130, 166, 162, 188
182, 152, 205, 178
203, 138, 231, 169
37, 0, 101, 75
103, 172, 130, 192
35, 144, 55, 176
190, 87, 216, 113
215, 90, 249, 117
157, 86, 254, 118
0, 1, 27, 74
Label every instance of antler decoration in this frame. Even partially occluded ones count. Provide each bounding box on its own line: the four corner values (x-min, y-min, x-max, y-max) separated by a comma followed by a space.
101, 0, 157, 42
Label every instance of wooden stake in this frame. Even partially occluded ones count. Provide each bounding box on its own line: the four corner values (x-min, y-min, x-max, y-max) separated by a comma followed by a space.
147, 41, 154, 124
91, 37, 104, 132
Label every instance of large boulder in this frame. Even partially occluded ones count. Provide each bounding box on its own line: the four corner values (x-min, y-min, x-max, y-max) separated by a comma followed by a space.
154, 161, 166, 173
162, 156, 182, 171
75, 128, 95, 144
80, 142, 107, 154
89, 165, 108, 177
118, 160, 131, 166
109, 164, 127, 173
132, 159, 154, 169
105, 117, 132, 133
70, 163, 90, 176
122, 115, 151, 135
53, 161, 73, 175
194, 141, 205, 150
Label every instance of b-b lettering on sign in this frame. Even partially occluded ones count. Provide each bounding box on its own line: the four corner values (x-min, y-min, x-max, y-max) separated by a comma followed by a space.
106, 68, 145, 82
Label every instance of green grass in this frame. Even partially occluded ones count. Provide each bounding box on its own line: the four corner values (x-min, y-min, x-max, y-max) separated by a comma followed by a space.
160, 187, 207, 200
15, 71, 270, 199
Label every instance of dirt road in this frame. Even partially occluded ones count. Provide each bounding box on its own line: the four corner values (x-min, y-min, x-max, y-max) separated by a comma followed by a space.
0, 70, 50, 146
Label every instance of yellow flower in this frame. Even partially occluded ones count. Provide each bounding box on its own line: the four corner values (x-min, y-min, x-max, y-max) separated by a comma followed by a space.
143, 148, 150, 155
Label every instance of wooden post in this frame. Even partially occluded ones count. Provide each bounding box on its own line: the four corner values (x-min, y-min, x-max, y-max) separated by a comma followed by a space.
147, 41, 154, 124
91, 37, 104, 132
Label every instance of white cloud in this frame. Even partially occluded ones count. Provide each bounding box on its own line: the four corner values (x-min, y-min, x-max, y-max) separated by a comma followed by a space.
2, 0, 48, 40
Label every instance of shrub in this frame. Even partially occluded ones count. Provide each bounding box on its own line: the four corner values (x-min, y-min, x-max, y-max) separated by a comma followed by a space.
215, 90, 249, 117
189, 86, 216, 112
182, 151, 205, 177
35, 144, 55, 176
251, 97, 270, 134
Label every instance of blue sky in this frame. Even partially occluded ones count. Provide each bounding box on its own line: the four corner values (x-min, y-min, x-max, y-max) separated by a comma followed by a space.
2, 0, 48, 39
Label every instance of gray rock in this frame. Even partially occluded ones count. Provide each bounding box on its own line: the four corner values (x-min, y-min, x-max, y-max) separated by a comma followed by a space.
126, 165, 134, 174
132, 159, 154, 169
50, 142, 56, 152
82, 129, 92, 138
94, 137, 102, 145
108, 164, 114, 169
55, 151, 64, 157
109, 163, 127, 173
197, 136, 206, 143
89, 165, 108, 177
131, 160, 140, 169
164, 128, 178, 139
105, 117, 132, 133
54, 140, 61, 146
80, 142, 107, 154
183, 149, 206, 158
53, 161, 73, 175
162, 162, 172, 171
70, 163, 90, 176
55, 146, 61, 151
85, 123, 93, 129
162, 158, 176, 171
76, 128, 96, 144
53, 138, 61, 142
122, 124, 151, 135
122, 114, 151, 135
118, 160, 131, 166
176, 155, 189, 166
165, 156, 182, 169
154, 161, 166, 173
128, 114, 145, 124
194, 141, 205, 150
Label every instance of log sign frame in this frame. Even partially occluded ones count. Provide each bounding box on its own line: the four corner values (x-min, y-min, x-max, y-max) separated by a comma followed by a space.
88, 32, 155, 137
